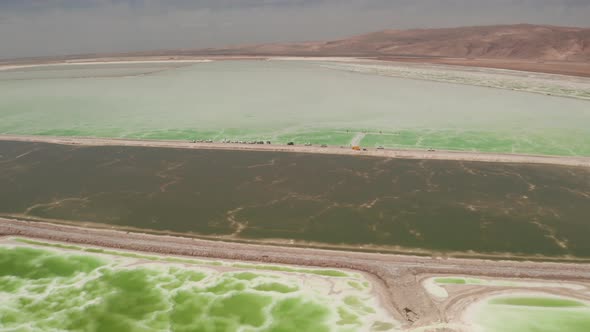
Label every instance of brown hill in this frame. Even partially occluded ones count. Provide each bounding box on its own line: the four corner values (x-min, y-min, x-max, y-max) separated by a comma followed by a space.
3, 24, 588, 77
203, 24, 590, 62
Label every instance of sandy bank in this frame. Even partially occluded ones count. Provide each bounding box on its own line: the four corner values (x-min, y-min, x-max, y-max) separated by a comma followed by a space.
1, 134, 588, 168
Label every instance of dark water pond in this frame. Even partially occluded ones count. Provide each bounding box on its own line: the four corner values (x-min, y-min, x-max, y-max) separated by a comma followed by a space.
1, 141, 589, 257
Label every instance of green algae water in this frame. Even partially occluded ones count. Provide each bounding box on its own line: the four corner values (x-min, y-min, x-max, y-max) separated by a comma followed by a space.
434, 278, 471, 285
1, 141, 590, 258
426, 276, 586, 301
489, 297, 586, 308
474, 295, 590, 332
1, 61, 590, 156
0, 239, 397, 331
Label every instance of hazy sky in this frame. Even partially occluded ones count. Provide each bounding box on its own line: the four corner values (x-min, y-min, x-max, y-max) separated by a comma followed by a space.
1, 0, 589, 59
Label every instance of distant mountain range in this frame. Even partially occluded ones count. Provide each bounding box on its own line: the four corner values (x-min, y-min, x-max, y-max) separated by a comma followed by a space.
197, 24, 590, 62
3, 24, 589, 77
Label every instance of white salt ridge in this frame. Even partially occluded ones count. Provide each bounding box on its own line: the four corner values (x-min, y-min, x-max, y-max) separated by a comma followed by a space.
321, 62, 590, 101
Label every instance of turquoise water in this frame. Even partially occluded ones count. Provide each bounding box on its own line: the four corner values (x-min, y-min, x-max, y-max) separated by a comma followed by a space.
1, 61, 590, 155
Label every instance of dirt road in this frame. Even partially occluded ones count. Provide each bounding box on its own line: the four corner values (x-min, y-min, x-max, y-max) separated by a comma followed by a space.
1, 134, 589, 168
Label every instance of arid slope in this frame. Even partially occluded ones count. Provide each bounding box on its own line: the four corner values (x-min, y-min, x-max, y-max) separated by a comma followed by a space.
2, 24, 589, 76
209, 24, 590, 61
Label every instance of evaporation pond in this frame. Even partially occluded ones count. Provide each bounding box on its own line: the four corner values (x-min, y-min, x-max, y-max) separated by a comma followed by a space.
1, 141, 590, 258
0, 238, 398, 331
474, 295, 590, 332
1, 61, 589, 155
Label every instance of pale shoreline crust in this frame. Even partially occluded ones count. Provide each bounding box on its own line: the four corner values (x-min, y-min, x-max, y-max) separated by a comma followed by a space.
0, 59, 214, 71
2, 217, 590, 330
1, 134, 588, 168
1, 55, 588, 78
378, 57, 590, 79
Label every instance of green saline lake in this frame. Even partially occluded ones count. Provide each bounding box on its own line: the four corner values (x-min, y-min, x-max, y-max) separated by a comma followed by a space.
475, 295, 590, 332
0, 239, 396, 332
1, 141, 590, 258
1, 60, 590, 156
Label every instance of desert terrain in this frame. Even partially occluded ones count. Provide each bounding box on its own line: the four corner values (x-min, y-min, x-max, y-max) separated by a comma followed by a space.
3, 24, 587, 77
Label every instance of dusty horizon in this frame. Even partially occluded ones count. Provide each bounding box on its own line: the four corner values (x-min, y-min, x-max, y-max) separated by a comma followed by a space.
2, 23, 590, 62
2, 0, 590, 59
